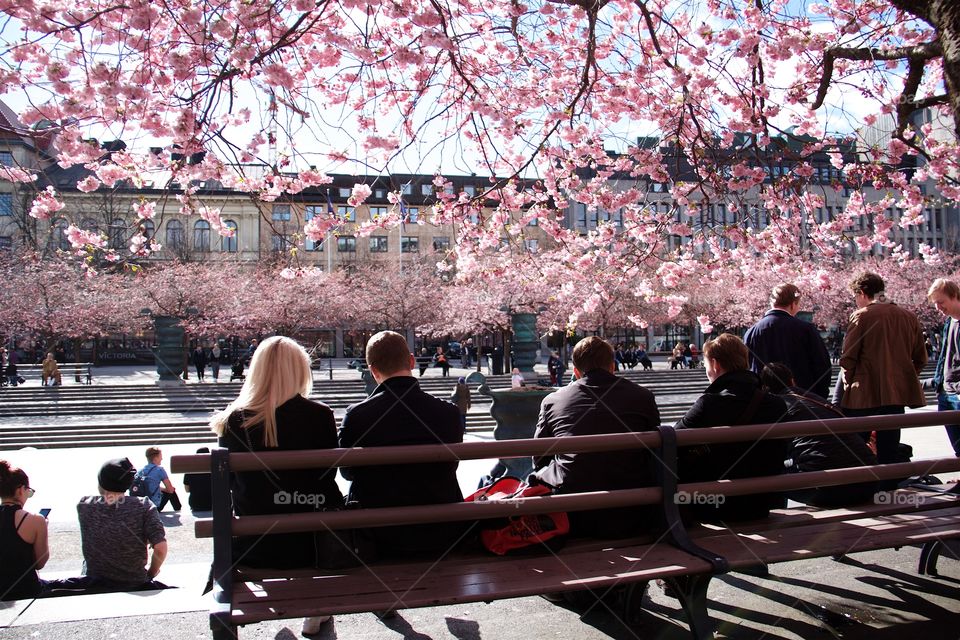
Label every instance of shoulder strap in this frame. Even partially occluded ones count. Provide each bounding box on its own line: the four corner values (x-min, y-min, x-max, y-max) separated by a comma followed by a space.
786, 392, 844, 418
13, 508, 28, 532
735, 389, 766, 425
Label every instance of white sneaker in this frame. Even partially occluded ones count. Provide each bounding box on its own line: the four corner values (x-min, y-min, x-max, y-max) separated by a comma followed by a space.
301, 616, 331, 635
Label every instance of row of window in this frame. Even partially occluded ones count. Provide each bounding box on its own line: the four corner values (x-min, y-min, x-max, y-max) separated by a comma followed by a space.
47, 218, 239, 252
274, 204, 423, 223
44, 215, 458, 256
280, 234, 453, 253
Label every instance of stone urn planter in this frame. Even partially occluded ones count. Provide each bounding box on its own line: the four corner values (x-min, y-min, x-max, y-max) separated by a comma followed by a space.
153, 315, 186, 383
468, 371, 554, 479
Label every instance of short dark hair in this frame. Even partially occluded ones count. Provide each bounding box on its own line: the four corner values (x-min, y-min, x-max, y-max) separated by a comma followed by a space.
702, 333, 749, 372
145, 446, 162, 461
928, 278, 960, 301
366, 330, 411, 375
760, 362, 795, 394
572, 336, 615, 373
849, 272, 885, 298
770, 283, 801, 308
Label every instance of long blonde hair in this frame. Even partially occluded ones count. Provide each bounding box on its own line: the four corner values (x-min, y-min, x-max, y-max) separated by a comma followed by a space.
210, 336, 313, 447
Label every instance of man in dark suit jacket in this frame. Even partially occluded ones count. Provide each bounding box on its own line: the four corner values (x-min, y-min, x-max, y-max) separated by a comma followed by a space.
339, 331, 466, 558
531, 336, 661, 538
743, 282, 832, 398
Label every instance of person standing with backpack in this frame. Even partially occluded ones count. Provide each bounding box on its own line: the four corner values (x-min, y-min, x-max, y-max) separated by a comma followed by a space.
131, 447, 181, 512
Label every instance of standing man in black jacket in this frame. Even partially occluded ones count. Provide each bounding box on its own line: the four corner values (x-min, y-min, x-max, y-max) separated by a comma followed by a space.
339, 331, 466, 558
743, 283, 833, 399
531, 336, 661, 538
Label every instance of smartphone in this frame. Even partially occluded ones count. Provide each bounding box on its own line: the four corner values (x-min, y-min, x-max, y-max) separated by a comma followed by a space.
39, 508, 51, 519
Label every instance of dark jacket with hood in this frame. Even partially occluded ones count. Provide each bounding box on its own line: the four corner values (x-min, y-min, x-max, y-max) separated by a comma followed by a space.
674, 369, 788, 521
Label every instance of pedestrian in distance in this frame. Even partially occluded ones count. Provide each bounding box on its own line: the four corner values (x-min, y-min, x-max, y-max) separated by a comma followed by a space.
671, 342, 685, 369
925, 278, 960, 457
230, 358, 245, 381
434, 346, 450, 377
418, 347, 430, 377
210, 343, 222, 382
192, 344, 207, 382
636, 344, 654, 371
547, 351, 562, 386
451, 376, 471, 432
41, 353, 61, 387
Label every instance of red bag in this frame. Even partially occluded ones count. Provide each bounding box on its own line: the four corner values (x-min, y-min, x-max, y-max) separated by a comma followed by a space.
465, 476, 569, 555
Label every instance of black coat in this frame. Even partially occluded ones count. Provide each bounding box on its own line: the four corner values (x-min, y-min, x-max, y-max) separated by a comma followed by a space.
218, 394, 345, 568
532, 369, 661, 537
675, 369, 788, 521
778, 387, 877, 471
339, 376, 465, 557
743, 309, 833, 398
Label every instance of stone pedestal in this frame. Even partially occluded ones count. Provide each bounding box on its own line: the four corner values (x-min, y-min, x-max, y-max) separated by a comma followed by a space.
154, 316, 186, 383
510, 312, 540, 384
471, 371, 553, 479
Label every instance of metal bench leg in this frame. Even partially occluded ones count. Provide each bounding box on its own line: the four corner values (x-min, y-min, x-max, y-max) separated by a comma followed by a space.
622, 581, 649, 626
211, 611, 238, 640
920, 539, 960, 576
919, 541, 941, 576
666, 575, 715, 640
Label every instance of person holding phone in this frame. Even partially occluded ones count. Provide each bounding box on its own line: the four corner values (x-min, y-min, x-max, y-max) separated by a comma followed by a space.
0, 459, 49, 600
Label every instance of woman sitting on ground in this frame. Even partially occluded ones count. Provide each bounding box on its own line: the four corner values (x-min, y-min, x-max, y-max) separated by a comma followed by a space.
760, 362, 879, 507
675, 333, 789, 521
0, 460, 49, 600
210, 336, 345, 635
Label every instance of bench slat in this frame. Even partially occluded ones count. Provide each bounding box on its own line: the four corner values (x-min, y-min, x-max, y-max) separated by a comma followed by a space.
228, 543, 714, 624
225, 501, 960, 625
699, 506, 960, 568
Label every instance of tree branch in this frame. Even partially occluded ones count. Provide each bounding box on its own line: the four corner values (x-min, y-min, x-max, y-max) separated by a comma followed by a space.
810, 41, 942, 109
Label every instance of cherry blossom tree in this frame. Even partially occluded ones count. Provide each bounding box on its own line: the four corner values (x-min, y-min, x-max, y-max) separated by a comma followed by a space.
0, 251, 146, 356
0, 0, 958, 331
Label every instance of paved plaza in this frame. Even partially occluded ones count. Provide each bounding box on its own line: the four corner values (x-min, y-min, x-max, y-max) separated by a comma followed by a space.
2, 363, 960, 639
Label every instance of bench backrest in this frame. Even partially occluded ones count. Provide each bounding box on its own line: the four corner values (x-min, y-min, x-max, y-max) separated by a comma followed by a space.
174, 410, 960, 539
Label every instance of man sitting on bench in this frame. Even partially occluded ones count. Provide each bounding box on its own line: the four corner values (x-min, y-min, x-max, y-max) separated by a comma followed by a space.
530, 336, 661, 538
339, 330, 467, 560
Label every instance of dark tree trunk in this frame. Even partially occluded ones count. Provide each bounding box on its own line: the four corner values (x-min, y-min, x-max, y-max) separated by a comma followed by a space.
892, 0, 960, 139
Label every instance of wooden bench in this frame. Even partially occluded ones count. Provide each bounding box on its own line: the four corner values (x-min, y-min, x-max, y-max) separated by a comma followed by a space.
12, 362, 93, 385
171, 410, 960, 640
